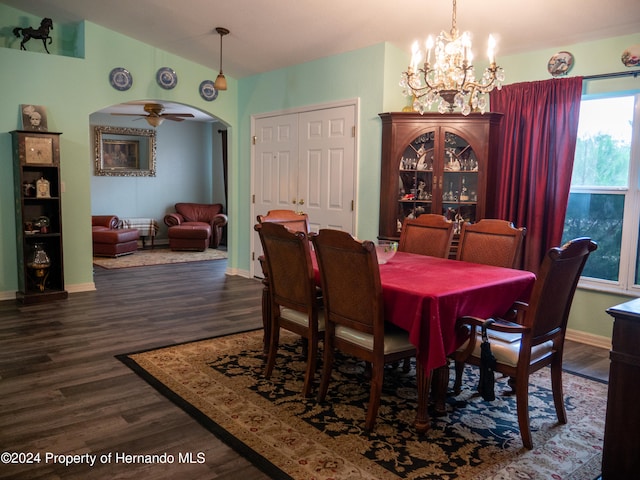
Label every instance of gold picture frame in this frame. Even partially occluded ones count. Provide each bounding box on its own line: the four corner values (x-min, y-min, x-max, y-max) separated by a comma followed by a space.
94, 125, 156, 177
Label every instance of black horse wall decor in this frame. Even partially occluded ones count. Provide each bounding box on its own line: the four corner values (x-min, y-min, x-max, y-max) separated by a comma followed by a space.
13, 17, 54, 54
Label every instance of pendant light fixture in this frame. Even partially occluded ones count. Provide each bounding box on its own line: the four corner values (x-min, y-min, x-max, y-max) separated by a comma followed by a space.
214, 27, 230, 91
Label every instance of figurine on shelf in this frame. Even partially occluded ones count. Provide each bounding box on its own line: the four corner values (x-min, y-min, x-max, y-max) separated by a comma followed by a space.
445, 150, 461, 171
27, 242, 51, 292
22, 181, 35, 197
36, 177, 50, 198
454, 212, 464, 235
460, 177, 469, 201
34, 216, 50, 234
417, 180, 427, 200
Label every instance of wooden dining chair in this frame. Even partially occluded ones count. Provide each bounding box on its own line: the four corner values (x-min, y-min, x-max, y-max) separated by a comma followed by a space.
452, 237, 598, 449
256, 209, 311, 352
398, 214, 455, 258
311, 228, 416, 432
456, 218, 526, 269
255, 221, 324, 397
257, 209, 310, 234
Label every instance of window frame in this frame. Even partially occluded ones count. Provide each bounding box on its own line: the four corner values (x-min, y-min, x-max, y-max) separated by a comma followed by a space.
571, 93, 640, 296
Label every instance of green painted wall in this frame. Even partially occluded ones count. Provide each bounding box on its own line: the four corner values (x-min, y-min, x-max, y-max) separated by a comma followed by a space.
0, 7, 237, 296
236, 43, 388, 269
2, 2, 639, 344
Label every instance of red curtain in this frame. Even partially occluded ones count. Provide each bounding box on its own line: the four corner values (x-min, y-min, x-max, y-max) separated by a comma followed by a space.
489, 77, 583, 273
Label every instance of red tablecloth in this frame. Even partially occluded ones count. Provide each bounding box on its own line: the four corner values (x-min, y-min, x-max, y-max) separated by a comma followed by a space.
314, 251, 535, 372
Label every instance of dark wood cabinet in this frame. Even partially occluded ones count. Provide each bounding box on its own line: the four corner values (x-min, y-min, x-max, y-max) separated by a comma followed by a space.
11, 130, 67, 304
378, 112, 503, 243
602, 298, 640, 478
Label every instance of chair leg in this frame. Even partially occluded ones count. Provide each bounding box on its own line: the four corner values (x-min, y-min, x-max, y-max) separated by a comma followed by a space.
515, 373, 533, 449
365, 361, 384, 432
264, 323, 280, 378
302, 335, 317, 398
260, 278, 271, 354
317, 336, 334, 403
402, 357, 411, 373
453, 359, 465, 395
550, 356, 567, 424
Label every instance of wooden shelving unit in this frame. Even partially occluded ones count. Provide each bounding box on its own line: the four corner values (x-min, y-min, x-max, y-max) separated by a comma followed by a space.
11, 130, 67, 304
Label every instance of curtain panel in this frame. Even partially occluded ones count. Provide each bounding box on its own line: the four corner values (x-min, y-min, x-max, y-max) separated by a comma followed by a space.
489, 77, 583, 273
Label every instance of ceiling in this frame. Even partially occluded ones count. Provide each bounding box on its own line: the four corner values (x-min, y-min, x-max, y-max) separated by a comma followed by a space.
6, 0, 640, 122
6, 0, 640, 80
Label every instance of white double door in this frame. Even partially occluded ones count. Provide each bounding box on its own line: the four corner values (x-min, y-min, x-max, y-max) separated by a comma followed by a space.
252, 102, 357, 276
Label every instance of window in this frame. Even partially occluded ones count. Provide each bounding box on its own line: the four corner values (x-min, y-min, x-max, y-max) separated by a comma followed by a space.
562, 94, 640, 293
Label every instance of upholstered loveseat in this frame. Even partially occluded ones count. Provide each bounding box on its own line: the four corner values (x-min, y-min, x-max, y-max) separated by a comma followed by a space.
164, 203, 228, 250
92, 215, 139, 257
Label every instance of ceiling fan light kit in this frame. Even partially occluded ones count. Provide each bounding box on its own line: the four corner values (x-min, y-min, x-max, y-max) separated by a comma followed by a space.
214, 27, 230, 91
111, 103, 194, 127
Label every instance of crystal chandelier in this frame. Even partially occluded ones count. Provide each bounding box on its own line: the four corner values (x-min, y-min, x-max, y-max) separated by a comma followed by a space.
399, 0, 505, 115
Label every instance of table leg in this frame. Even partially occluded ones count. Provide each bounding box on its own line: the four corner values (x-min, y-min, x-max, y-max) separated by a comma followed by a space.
414, 362, 432, 433
431, 364, 449, 417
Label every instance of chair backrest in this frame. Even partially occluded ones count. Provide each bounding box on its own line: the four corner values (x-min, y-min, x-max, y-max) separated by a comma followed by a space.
311, 229, 384, 337
256, 222, 316, 313
398, 214, 454, 258
175, 203, 223, 223
525, 237, 597, 340
456, 219, 526, 269
92, 215, 118, 229
257, 209, 310, 234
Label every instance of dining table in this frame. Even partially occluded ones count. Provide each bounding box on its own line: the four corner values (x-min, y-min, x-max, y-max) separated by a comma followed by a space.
261, 247, 536, 433
312, 250, 536, 433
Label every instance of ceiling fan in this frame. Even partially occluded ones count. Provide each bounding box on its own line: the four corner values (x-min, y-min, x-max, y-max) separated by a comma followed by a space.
111, 103, 194, 127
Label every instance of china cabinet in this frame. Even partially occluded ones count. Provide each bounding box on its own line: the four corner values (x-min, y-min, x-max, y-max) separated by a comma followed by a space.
11, 130, 67, 304
378, 112, 503, 245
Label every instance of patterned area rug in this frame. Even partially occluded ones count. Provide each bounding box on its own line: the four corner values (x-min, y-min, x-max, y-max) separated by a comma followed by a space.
118, 330, 606, 480
93, 247, 227, 269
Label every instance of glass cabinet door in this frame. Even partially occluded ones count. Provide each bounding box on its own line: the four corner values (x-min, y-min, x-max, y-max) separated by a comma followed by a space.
379, 112, 503, 243
442, 132, 479, 233
397, 131, 435, 233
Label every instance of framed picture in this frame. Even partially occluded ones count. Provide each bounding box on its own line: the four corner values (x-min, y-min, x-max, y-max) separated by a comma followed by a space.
94, 125, 156, 177
102, 139, 139, 169
20, 104, 48, 132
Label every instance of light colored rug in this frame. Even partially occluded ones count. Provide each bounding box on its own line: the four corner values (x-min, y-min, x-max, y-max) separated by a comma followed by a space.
93, 247, 227, 269
119, 329, 606, 480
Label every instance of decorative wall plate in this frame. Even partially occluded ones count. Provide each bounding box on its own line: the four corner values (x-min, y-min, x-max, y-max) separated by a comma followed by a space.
621, 45, 640, 67
547, 51, 574, 77
199, 80, 218, 101
156, 67, 178, 89
109, 67, 133, 91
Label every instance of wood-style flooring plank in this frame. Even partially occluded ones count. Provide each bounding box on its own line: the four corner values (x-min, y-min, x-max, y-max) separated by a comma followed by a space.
0, 259, 270, 480
0, 257, 609, 479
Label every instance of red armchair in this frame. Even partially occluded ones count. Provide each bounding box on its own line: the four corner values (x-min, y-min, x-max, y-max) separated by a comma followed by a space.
164, 203, 228, 249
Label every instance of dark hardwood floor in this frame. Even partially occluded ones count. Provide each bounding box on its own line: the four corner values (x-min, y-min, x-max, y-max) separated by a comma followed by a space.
0, 258, 610, 479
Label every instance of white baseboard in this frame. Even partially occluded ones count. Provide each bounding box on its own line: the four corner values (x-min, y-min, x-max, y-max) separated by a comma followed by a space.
0, 283, 96, 301
225, 267, 253, 279
0, 290, 15, 301
66, 283, 96, 294
566, 328, 610, 350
